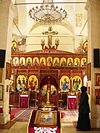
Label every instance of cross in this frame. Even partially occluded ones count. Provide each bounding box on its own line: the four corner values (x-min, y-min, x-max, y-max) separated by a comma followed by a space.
42, 27, 58, 47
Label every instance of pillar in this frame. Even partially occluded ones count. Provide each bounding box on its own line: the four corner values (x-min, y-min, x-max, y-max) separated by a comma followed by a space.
0, 0, 13, 124
86, 0, 100, 128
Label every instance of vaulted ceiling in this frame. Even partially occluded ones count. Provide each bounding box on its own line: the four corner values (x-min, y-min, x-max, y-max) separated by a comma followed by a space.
12, 0, 88, 52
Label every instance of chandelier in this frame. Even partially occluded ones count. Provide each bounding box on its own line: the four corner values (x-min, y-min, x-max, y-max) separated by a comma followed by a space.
29, 0, 67, 23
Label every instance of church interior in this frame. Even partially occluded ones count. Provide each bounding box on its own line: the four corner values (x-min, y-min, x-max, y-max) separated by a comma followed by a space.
0, 0, 100, 133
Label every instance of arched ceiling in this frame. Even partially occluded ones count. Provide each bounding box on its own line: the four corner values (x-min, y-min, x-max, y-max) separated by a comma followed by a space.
13, 0, 88, 52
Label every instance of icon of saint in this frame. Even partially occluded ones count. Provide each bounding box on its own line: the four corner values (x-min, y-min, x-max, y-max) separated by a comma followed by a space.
75, 59, 80, 66
61, 78, 69, 91
40, 59, 45, 66
61, 59, 66, 67
33, 59, 39, 66
27, 59, 31, 66
68, 59, 73, 66
47, 58, 52, 66
82, 59, 86, 66
54, 59, 59, 67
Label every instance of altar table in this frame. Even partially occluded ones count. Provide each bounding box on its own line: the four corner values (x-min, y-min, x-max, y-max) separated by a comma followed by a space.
68, 95, 77, 109
20, 95, 29, 108
28, 110, 60, 133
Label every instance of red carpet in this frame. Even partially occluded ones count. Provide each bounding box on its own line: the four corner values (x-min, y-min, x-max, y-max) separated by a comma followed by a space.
10, 108, 21, 120
14, 108, 32, 122
61, 110, 78, 123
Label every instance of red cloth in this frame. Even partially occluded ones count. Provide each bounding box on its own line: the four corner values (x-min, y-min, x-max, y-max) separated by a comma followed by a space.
20, 96, 28, 108
0, 107, 3, 113
68, 97, 77, 109
10, 108, 21, 120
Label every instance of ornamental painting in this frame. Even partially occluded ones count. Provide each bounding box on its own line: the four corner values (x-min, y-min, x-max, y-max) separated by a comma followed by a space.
20, 57, 25, 66
26, 57, 32, 66
60, 58, 66, 67
81, 58, 87, 66
53, 57, 59, 67
60, 76, 70, 92
95, 89, 100, 105
74, 58, 80, 67
47, 57, 53, 66
13, 57, 19, 66
17, 75, 26, 91
83, 40, 88, 53
72, 76, 82, 91
95, 73, 100, 86
33, 57, 39, 66
40, 57, 46, 66
67, 58, 73, 66
51, 85, 57, 96
28, 75, 38, 91
41, 85, 47, 96
11, 40, 17, 52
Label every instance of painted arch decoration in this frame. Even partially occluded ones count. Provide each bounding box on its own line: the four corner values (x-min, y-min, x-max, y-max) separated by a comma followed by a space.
74, 58, 80, 67
13, 57, 19, 66
53, 57, 59, 67
33, 57, 39, 66
60, 76, 70, 92
60, 58, 66, 66
72, 76, 82, 91
17, 75, 26, 91
81, 58, 87, 66
40, 57, 46, 66
67, 58, 73, 66
40, 85, 47, 96
20, 57, 25, 66
47, 57, 53, 66
26, 57, 32, 66
28, 75, 38, 91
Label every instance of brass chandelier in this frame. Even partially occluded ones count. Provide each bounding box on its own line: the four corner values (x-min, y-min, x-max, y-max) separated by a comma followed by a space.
29, 0, 67, 23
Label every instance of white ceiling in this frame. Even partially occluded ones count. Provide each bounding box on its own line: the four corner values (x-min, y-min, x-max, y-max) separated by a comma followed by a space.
12, 0, 88, 52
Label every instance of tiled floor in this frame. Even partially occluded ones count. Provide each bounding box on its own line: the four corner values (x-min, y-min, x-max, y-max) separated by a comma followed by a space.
0, 122, 100, 133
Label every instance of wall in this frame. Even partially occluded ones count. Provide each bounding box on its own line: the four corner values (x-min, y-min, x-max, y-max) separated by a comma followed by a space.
0, 0, 13, 124
87, 0, 100, 128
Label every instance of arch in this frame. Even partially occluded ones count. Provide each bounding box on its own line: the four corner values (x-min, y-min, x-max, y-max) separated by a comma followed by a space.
53, 57, 59, 66
20, 57, 25, 66
40, 75, 58, 89
72, 76, 82, 91
17, 75, 26, 91
26, 57, 32, 66
60, 76, 70, 92
74, 58, 80, 67
40, 57, 46, 66
67, 58, 73, 66
28, 75, 38, 90
33, 57, 39, 66
47, 57, 53, 66
29, 21, 74, 35
13, 57, 19, 66
60, 57, 66, 66
81, 58, 87, 66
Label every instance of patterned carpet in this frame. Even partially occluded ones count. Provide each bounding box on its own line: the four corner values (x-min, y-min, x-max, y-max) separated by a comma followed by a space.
12, 108, 33, 122
11, 107, 78, 124
61, 110, 78, 123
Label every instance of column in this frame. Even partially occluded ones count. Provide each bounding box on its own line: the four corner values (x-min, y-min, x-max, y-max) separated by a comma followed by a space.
0, 0, 13, 124
86, 0, 100, 128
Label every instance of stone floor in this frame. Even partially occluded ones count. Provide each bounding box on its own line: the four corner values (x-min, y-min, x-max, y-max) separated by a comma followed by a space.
0, 122, 100, 133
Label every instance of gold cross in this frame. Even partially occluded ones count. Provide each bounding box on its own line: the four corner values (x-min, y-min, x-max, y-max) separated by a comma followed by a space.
42, 27, 58, 47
